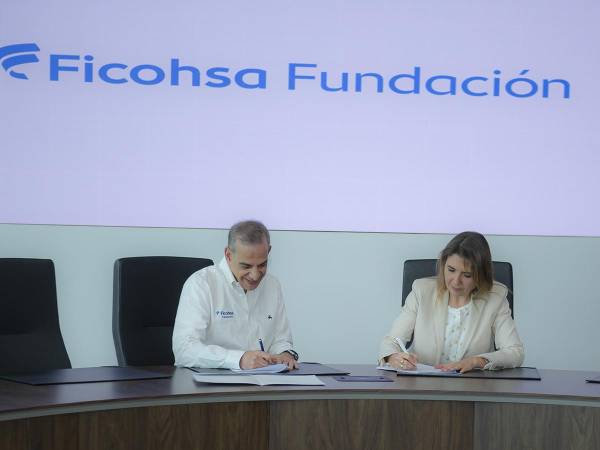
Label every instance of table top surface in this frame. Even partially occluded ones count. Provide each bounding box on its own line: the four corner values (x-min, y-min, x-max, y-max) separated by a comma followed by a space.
1, 364, 600, 420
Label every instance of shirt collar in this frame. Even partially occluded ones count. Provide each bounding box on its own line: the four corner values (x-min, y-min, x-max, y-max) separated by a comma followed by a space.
218, 257, 239, 287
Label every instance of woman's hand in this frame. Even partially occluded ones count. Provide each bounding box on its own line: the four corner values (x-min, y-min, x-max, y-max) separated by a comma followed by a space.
435, 356, 488, 373
386, 352, 418, 370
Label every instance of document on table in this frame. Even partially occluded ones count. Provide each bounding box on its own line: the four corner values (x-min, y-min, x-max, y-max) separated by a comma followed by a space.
377, 363, 448, 375
193, 374, 324, 386
231, 363, 289, 374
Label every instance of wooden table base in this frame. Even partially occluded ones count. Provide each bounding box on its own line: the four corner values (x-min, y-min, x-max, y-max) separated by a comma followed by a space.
2, 399, 599, 450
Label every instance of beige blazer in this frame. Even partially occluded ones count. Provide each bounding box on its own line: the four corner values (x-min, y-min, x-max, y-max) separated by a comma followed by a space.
379, 278, 524, 370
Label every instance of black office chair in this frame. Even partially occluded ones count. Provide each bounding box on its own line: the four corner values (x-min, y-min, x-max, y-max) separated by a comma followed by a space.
0, 258, 71, 373
402, 259, 514, 317
113, 256, 214, 366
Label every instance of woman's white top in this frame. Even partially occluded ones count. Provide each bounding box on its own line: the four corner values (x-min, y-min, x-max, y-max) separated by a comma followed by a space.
440, 301, 473, 363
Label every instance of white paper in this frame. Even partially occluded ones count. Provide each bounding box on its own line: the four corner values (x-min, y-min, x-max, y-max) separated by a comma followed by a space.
231, 363, 289, 374
376, 364, 399, 372
377, 363, 451, 374
397, 363, 447, 374
193, 374, 324, 386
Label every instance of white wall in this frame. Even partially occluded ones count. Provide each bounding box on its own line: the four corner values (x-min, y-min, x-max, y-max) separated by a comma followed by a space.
1, 223, 599, 371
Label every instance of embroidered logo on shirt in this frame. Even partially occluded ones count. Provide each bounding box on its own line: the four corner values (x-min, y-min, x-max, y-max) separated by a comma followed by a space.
215, 310, 234, 318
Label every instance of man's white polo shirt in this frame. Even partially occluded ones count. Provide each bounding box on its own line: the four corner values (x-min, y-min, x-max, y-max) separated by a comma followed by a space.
172, 257, 294, 369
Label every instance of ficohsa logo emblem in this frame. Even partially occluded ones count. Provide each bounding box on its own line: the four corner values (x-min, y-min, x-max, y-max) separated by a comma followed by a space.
0, 43, 40, 80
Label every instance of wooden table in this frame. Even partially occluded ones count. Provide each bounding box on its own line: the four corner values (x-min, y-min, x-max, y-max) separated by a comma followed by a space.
1, 365, 599, 450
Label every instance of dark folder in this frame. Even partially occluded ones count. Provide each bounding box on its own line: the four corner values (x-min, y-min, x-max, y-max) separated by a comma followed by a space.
291, 362, 350, 376
0, 366, 172, 385
396, 367, 541, 381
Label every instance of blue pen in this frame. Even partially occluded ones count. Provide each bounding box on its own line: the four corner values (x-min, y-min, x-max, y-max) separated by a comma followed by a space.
259, 338, 265, 352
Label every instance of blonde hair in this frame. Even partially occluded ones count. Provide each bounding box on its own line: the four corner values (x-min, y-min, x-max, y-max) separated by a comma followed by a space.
436, 231, 493, 298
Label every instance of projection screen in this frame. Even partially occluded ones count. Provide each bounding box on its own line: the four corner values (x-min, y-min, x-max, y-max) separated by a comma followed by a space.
1, 0, 597, 236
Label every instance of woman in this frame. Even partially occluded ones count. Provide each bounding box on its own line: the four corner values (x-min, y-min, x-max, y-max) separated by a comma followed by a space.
379, 231, 524, 373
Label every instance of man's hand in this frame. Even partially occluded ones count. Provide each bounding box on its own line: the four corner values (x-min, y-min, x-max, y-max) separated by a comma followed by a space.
240, 351, 272, 369
435, 356, 487, 374
386, 352, 418, 370
271, 352, 298, 370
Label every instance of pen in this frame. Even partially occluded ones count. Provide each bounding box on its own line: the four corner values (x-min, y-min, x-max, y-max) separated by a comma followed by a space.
394, 337, 409, 354
393, 337, 417, 370
259, 338, 265, 352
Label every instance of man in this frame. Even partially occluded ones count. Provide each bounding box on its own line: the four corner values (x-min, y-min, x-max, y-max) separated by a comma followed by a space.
172, 220, 298, 369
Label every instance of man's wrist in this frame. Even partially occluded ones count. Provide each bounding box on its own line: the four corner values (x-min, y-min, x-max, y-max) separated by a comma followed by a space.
284, 349, 299, 361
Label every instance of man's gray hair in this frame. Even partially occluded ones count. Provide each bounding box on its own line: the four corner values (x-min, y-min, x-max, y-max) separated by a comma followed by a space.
227, 220, 270, 252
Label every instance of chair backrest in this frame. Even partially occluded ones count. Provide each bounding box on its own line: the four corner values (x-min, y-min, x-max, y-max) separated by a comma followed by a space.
113, 256, 214, 366
402, 259, 514, 317
0, 258, 71, 373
